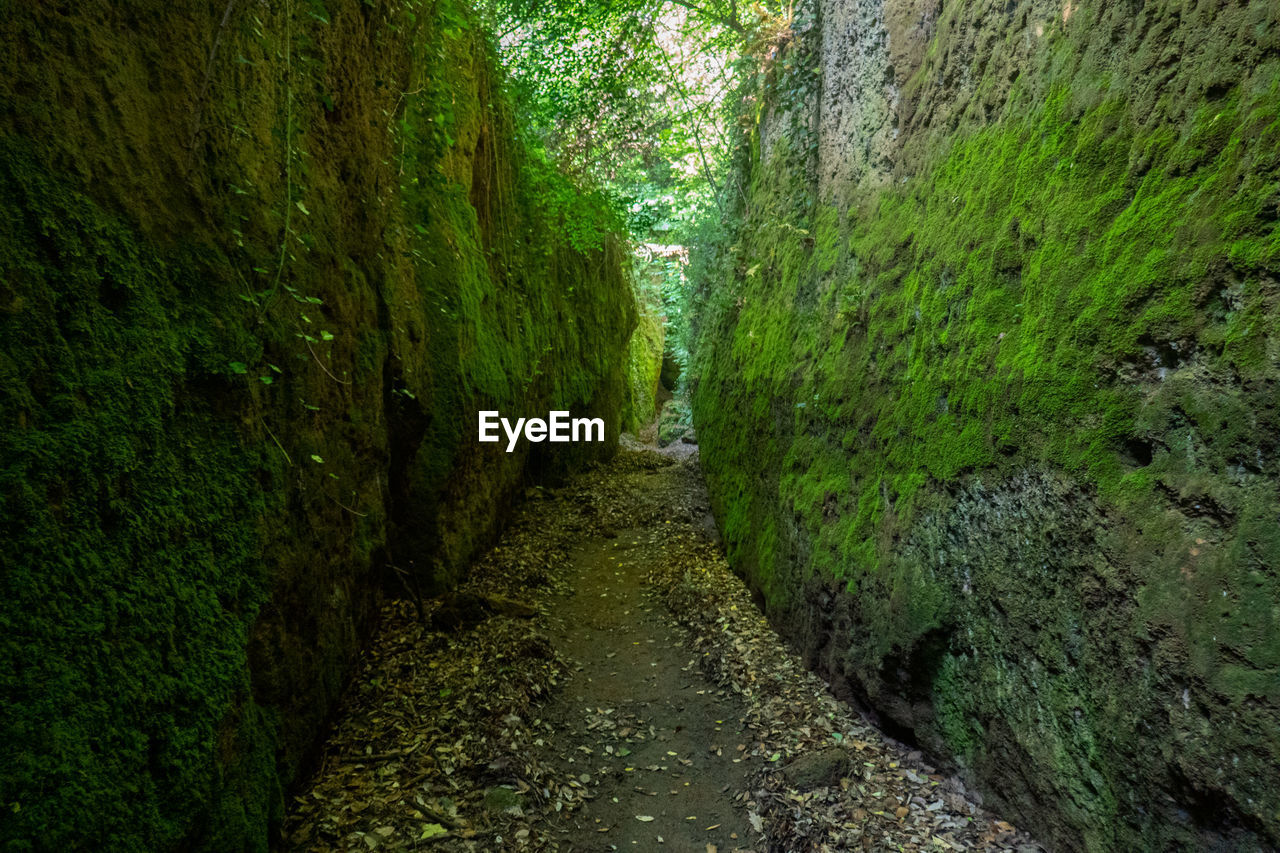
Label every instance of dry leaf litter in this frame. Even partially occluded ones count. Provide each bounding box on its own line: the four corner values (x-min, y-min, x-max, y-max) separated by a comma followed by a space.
282, 442, 1043, 852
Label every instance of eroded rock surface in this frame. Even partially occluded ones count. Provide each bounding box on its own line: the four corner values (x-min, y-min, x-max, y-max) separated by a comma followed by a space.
693, 0, 1280, 848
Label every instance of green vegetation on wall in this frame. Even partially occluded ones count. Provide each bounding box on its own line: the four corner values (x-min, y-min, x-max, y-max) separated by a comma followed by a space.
0, 1, 633, 850
0, 137, 283, 849
692, 0, 1280, 847
622, 302, 666, 434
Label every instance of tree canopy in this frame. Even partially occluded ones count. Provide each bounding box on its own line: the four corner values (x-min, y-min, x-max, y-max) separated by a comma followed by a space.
481, 0, 796, 366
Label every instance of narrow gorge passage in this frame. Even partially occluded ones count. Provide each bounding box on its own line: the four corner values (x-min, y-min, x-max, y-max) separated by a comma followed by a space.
282, 441, 1043, 852
4, 1, 1278, 850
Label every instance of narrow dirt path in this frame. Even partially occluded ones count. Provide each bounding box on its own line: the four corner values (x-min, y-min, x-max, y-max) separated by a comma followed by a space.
532, 530, 755, 850
281, 439, 1043, 853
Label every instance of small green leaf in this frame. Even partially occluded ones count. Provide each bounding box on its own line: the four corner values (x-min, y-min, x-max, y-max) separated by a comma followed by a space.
321, 331, 334, 341
309, 454, 324, 464
229, 361, 248, 375
295, 200, 310, 215
258, 375, 274, 385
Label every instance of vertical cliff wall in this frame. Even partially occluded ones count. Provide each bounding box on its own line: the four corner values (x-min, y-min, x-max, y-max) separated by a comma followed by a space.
0, 1, 634, 850
622, 303, 666, 434
693, 0, 1280, 848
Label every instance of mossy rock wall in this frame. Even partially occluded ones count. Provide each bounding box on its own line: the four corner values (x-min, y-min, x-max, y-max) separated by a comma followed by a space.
622, 304, 665, 433
0, 1, 633, 850
693, 0, 1280, 848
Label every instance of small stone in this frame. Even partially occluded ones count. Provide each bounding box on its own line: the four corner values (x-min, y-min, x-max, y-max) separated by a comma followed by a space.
482, 786, 525, 816
780, 746, 852, 790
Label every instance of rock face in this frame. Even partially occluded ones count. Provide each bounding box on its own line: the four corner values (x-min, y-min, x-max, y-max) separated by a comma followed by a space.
623, 304, 666, 433
0, 2, 632, 850
693, 0, 1280, 848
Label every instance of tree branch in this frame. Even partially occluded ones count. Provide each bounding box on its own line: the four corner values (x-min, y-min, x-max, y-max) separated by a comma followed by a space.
665, 0, 745, 34
652, 34, 725, 216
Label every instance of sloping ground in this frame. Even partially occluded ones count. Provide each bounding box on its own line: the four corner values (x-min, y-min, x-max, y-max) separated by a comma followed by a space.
283, 445, 1042, 851
692, 0, 1280, 848
0, 2, 631, 849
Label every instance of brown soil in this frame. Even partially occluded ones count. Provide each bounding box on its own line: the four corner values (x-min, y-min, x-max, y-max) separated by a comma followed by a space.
532, 528, 756, 851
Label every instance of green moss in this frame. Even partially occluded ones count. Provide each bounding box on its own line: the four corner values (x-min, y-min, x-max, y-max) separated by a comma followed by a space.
932, 654, 982, 759
694, 28, 1280, 850
622, 305, 665, 433
703, 72, 1280, 592
0, 137, 278, 851
0, 1, 634, 850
